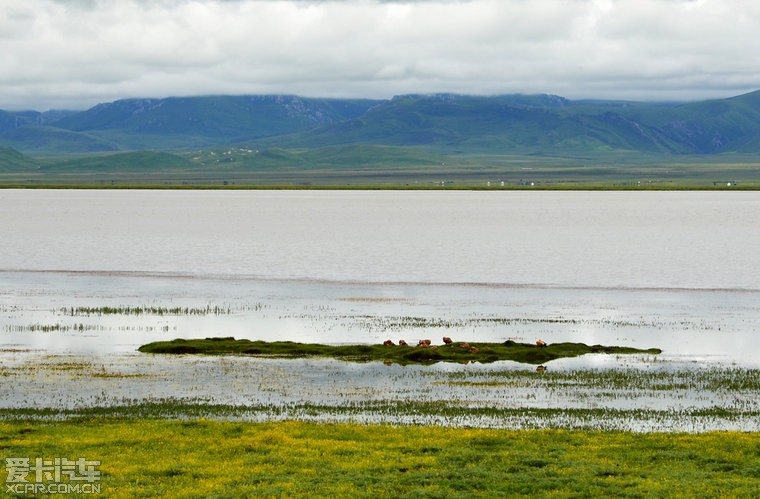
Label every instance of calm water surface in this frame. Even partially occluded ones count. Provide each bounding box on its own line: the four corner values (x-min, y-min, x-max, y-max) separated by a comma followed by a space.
2, 189, 759, 288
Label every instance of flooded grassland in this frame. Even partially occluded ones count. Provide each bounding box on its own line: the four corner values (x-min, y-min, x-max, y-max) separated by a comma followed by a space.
2, 271, 758, 432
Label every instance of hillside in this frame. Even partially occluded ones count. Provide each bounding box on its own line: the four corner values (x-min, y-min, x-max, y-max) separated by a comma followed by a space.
51, 95, 380, 150
0, 109, 75, 132
1, 90, 760, 160
269, 94, 683, 153
266, 91, 760, 155
638, 90, 760, 153
0, 126, 118, 154
41, 151, 195, 173
0, 147, 38, 172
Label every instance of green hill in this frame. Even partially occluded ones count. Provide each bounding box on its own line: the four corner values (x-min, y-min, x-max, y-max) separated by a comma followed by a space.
3, 91, 760, 156
189, 144, 444, 171
0, 109, 75, 133
51, 95, 380, 150
638, 90, 760, 153
42, 151, 195, 173
0, 126, 118, 154
268, 94, 695, 154
260, 91, 760, 155
0, 146, 38, 172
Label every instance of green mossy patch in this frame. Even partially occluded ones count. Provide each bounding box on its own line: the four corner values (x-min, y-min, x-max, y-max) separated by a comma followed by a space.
137, 337, 661, 365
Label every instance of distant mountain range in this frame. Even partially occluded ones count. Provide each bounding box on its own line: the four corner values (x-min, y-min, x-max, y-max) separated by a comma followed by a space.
0, 96, 378, 154
2, 90, 760, 157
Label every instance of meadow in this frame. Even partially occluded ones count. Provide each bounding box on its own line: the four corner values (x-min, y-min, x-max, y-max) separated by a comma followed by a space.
3, 148, 760, 189
2, 419, 759, 497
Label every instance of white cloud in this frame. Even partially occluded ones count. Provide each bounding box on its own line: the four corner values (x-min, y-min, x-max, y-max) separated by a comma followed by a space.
1, 0, 759, 110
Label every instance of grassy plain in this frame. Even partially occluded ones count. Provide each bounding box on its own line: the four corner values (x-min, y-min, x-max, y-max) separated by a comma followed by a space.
2, 419, 759, 497
2, 149, 760, 188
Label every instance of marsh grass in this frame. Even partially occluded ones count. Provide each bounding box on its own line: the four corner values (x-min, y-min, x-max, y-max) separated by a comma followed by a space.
5, 323, 174, 333
60, 305, 232, 316
4, 323, 106, 333
338, 297, 413, 303
137, 337, 662, 365
283, 313, 666, 333
1, 419, 758, 497
437, 367, 760, 392
2, 398, 758, 432
8, 360, 152, 380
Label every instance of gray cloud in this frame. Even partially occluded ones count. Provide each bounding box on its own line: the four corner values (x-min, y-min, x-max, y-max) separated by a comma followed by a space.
1, 0, 759, 110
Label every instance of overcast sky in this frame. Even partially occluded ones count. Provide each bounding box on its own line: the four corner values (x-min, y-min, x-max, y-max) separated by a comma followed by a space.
2, 0, 760, 110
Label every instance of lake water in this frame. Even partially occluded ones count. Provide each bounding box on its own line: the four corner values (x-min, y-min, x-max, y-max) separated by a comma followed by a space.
1, 189, 759, 430
2, 189, 759, 289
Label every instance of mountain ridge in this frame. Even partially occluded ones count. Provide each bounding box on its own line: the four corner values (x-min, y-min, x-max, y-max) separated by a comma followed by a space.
1, 90, 760, 156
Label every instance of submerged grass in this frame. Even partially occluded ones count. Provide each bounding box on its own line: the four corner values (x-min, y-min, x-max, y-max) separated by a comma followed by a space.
1, 419, 758, 497
3, 399, 758, 425
346, 314, 659, 331
137, 337, 662, 365
437, 367, 760, 392
60, 305, 232, 316
3, 323, 105, 333
2, 397, 758, 432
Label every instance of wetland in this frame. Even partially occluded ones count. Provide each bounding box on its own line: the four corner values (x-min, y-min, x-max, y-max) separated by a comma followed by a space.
1, 190, 759, 432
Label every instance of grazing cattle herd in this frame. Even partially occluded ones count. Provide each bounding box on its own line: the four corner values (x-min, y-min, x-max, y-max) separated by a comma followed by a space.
377, 337, 553, 369
381, 337, 548, 354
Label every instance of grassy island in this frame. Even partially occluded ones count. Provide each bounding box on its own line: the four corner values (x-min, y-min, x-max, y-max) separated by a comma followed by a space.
137, 337, 662, 365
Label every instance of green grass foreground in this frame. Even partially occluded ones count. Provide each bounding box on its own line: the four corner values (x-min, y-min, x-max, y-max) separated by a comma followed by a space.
137, 337, 662, 365
1, 419, 758, 497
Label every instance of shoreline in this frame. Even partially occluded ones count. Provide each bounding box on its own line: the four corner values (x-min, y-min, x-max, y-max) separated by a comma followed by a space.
1, 182, 758, 190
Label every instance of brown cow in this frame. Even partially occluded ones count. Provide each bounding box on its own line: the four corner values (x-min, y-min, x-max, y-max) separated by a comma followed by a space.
399, 339, 408, 346
536, 339, 547, 347
470, 346, 479, 354
383, 339, 395, 346
442, 336, 453, 344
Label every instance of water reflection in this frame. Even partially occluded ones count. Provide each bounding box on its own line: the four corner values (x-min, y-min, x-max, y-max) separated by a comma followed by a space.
1, 351, 757, 432
2, 270, 759, 366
